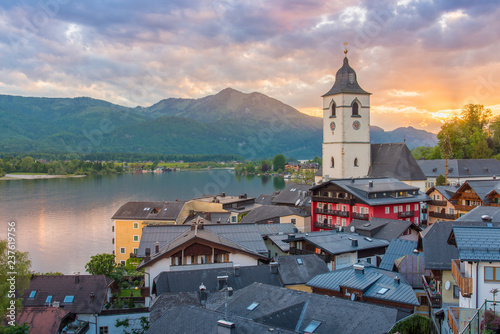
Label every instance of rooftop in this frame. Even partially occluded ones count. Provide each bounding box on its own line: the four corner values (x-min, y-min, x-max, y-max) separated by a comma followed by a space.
379, 239, 418, 271
417, 159, 500, 178
369, 143, 427, 181
349, 218, 420, 242
276, 254, 329, 285
111, 201, 185, 221
449, 226, 500, 262
240, 205, 309, 224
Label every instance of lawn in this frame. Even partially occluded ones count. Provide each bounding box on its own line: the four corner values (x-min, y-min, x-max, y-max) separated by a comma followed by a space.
118, 288, 142, 298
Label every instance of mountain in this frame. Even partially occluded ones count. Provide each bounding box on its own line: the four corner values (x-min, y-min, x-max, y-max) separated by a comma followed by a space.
370, 126, 438, 149
0, 89, 437, 159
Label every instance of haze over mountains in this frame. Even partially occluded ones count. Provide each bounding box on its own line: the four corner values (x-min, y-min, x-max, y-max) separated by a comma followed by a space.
0, 88, 437, 159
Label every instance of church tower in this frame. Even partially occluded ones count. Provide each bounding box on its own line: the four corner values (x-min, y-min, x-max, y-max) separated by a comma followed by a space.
322, 44, 371, 180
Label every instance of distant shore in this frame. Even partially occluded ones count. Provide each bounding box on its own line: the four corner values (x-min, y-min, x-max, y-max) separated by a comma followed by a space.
0, 173, 87, 180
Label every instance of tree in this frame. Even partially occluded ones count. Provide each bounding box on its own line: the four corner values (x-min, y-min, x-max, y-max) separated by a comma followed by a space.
1, 239, 32, 321
272, 154, 286, 172
291, 169, 315, 185
0, 323, 30, 334
435, 174, 447, 186
85, 253, 117, 277
115, 316, 149, 334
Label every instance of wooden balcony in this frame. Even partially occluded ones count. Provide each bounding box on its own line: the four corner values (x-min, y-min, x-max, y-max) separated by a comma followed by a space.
421, 275, 442, 308
451, 259, 472, 298
314, 222, 336, 230
454, 204, 476, 212
447, 307, 459, 334
312, 196, 355, 205
428, 200, 447, 206
398, 210, 415, 218
313, 208, 349, 218
428, 211, 457, 220
352, 212, 369, 221
460, 193, 480, 200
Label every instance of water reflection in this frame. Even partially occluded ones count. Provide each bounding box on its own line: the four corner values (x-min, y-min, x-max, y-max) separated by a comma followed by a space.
273, 176, 286, 189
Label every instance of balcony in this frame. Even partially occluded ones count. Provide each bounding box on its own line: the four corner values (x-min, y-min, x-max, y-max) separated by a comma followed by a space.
460, 192, 480, 200
314, 222, 336, 230
454, 204, 476, 212
428, 200, 447, 206
398, 210, 415, 218
451, 259, 472, 298
447, 307, 459, 334
352, 212, 369, 221
313, 208, 349, 218
421, 208, 427, 214
428, 211, 457, 220
421, 275, 442, 308
312, 196, 355, 205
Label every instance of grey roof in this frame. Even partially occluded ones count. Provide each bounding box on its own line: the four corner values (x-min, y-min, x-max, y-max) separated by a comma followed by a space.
379, 239, 418, 271
426, 185, 458, 200
349, 218, 420, 242
451, 179, 500, 204
271, 183, 312, 207
323, 56, 371, 96
311, 177, 430, 206
184, 212, 231, 225
216, 282, 399, 334
255, 223, 297, 236
268, 234, 290, 252
111, 201, 184, 220
455, 206, 500, 223
240, 205, 309, 224
307, 265, 419, 307
286, 230, 389, 256
138, 224, 269, 258
255, 194, 274, 205
394, 254, 430, 289
21, 275, 113, 314
152, 265, 283, 295
275, 254, 329, 285
146, 304, 296, 334
369, 143, 427, 181
417, 159, 500, 178
450, 226, 500, 262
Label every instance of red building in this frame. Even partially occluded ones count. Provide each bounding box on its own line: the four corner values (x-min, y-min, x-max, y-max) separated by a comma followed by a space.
310, 178, 430, 231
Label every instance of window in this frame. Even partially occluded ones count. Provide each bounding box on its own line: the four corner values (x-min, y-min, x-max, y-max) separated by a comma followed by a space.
133, 248, 138, 255
453, 285, 460, 299
415, 218, 419, 225
354, 158, 358, 167
120, 260, 125, 265
291, 218, 296, 224
342, 206, 346, 212
120, 247, 126, 254
331, 101, 336, 117
336, 204, 340, 210
64, 295, 74, 303
336, 217, 340, 225
352, 101, 359, 116
304, 320, 322, 333
364, 207, 369, 214
231, 216, 237, 223
133, 235, 139, 242
133, 222, 139, 229
385, 207, 390, 214
224, 254, 230, 262
394, 206, 398, 213
29, 291, 36, 298
331, 157, 334, 168
342, 219, 346, 226
399, 205, 403, 212
449, 208, 455, 214
99, 327, 109, 334
46, 295, 52, 303
484, 267, 500, 282
328, 217, 332, 224
353, 206, 357, 213
419, 295, 428, 306
247, 302, 260, 311
206, 255, 212, 263
414, 204, 419, 211
377, 288, 389, 295
191, 255, 198, 264
406, 205, 410, 212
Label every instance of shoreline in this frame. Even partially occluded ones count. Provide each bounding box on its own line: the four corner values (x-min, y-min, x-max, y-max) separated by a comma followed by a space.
0, 173, 87, 180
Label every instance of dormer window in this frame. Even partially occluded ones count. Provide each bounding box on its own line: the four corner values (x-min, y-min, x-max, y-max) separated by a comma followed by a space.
352, 101, 359, 116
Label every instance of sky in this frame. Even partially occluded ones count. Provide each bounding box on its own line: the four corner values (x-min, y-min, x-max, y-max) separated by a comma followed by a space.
1, 0, 500, 133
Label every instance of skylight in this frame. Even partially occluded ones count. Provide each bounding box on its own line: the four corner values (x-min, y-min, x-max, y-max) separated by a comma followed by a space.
304, 320, 322, 333
247, 302, 260, 311
64, 295, 74, 303
29, 291, 36, 298
377, 288, 389, 295
297, 258, 303, 265
46, 296, 52, 303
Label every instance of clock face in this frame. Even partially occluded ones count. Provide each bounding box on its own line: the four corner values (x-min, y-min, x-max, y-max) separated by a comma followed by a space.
330, 121, 336, 131
353, 120, 361, 130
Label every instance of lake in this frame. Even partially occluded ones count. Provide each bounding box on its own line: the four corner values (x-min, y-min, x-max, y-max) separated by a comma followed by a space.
0, 170, 286, 274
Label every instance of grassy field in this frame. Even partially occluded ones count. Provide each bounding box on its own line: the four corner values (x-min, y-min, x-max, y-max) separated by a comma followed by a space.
118, 288, 142, 297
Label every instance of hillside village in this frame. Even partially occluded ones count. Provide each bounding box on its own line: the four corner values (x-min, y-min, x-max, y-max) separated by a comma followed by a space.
14, 54, 500, 334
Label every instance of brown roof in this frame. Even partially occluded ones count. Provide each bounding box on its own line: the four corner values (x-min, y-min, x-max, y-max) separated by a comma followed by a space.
111, 201, 185, 220
17, 307, 71, 334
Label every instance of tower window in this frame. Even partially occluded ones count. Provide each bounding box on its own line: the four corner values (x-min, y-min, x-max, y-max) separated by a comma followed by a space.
331, 101, 336, 117
352, 101, 359, 116
331, 157, 334, 168
354, 158, 358, 167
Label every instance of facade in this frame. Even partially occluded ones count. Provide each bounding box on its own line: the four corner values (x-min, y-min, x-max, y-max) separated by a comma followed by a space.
449, 179, 500, 217
310, 177, 429, 231
425, 186, 458, 225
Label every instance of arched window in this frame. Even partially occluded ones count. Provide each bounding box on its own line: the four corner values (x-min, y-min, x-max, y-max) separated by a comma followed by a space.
352, 101, 359, 116
331, 101, 336, 117
354, 158, 358, 167
330, 157, 334, 168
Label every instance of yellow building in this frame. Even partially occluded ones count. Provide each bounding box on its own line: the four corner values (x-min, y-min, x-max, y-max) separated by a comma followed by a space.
425, 186, 458, 226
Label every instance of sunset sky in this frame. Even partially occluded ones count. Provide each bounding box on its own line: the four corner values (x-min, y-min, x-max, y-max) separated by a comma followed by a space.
1, 0, 499, 133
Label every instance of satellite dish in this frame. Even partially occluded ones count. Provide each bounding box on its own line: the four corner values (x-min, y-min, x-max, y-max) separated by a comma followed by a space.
445, 281, 451, 290
350, 293, 356, 301
350, 226, 355, 233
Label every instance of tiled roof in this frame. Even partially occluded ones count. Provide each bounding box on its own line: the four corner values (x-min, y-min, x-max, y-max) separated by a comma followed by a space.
450, 226, 500, 262
216, 282, 399, 334
240, 205, 309, 224
276, 254, 329, 285
255, 194, 274, 205
462, 180, 500, 204
255, 223, 297, 236
17, 306, 71, 334
111, 201, 185, 220
152, 264, 283, 295
417, 159, 500, 178
369, 143, 427, 181
455, 206, 500, 223
21, 275, 113, 314
307, 265, 419, 307
379, 239, 418, 271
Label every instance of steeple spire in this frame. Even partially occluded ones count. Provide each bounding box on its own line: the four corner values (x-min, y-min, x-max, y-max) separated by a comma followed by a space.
343, 41, 348, 56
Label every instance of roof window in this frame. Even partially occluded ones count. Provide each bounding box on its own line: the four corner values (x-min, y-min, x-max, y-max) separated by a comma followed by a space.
46, 295, 52, 303
29, 291, 36, 298
377, 288, 389, 295
304, 320, 322, 333
297, 258, 303, 265
64, 295, 74, 303
247, 302, 260, 311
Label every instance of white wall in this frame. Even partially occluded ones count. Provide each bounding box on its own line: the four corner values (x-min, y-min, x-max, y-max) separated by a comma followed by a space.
97, 312, 150, 334
460, 261, 500, 309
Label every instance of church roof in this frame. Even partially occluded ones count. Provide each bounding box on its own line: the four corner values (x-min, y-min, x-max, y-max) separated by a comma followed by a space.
369, 143, 426, 181
323, 57, 370, 96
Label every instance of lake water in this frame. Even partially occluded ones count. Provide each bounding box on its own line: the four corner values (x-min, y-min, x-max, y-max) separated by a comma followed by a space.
0, 170, 286, 274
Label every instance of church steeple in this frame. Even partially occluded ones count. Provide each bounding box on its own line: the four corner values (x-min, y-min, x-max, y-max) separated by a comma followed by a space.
322, 56, 370, 96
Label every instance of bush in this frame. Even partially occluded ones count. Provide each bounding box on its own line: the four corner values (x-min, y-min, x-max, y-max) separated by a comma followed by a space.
389, 314, 430, 334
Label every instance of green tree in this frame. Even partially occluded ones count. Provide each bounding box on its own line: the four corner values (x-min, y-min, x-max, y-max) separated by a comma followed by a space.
471, 130, 493, 159
1, 239, 32, 321
272, 154, 286, 172
291, 170, 315, 184
85, 253, 117, 277
389, 314, 430, 334
435, 174, 447, 186
0, 323, 30, 334
115, 316, 149, 334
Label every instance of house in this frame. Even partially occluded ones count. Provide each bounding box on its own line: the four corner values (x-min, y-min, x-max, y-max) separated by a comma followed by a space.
379, 239, 418, 271
239, 205, 310, 232
17, 307, 73, 334
111, 201, 185, 264
425, 185, 458, 225
20, 275, 149, 334
214, 282, 402, 334
417, 159, 500, 189
310, 177, 429, 231
285, 230, 389, 270
255, 223, 297, 258
449, 179, 500, 217
275, 254, 329, 292
348, 217, 421, 242
271, 183, 312, 212
307, 263, 420, 314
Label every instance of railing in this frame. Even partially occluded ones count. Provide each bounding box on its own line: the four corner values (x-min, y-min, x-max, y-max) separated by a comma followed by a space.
314, 222, 336, 230
312, 196, 355, 205
398, 210, 415, 218
460, 300, 498, 334
352, 212, 369, 221
447, 307, 459, 334
313, 208, 349, 217
451, 259, 472, 297
454, 204, 477, 212
428, 211, 457, 220
428, 200, 447, 206
460, 193, 480, 200
421, 275, 442, 308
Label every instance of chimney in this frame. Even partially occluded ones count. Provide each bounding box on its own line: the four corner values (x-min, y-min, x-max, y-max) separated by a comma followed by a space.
288, 233, 295, 240
270, 262, 279, 274
75, 275, 80, 284
369, 181, 373, 187
234, 265, 240, 277
145, 248, 151, 262
217, 275, 228, 290
155, 241, 160, 253
394, 276, 400, 285
353, 264, 364, 274
351, 239, 358, 247
221, 192, 226, 197
191, 223, 197, 231
206, 212, 211, 221
188, 210, 195, 220
52, 301, 60, 308
482, 215, 493, 222
199, 283, 207, 305
90, 292, 95, 303
217, 320, 236, 334
228, 287, 233, 297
